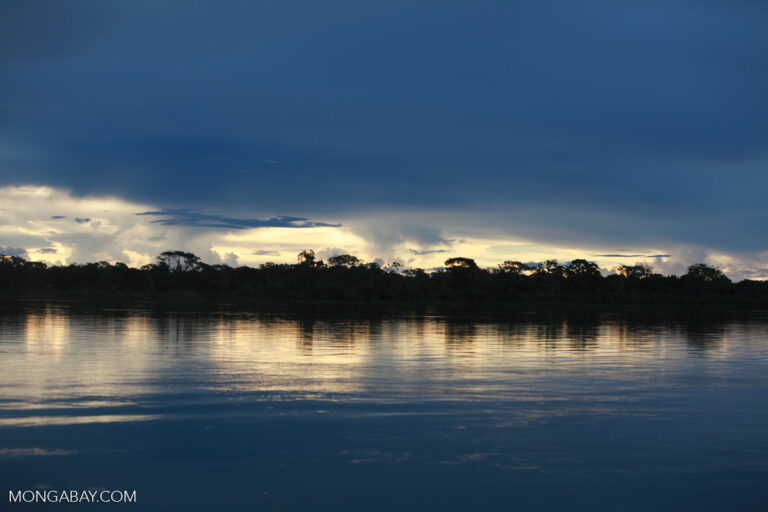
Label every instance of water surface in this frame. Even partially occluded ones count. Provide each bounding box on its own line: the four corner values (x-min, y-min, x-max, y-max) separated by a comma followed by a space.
1, 306, 767, 510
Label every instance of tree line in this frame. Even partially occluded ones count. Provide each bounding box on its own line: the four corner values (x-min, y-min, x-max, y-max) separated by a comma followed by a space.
1, 250, 766, 305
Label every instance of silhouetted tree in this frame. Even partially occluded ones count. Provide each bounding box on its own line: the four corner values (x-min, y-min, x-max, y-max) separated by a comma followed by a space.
328, 254, 361, 267
444, 257, 478, 269
498, 260, 530, 274
535, 259, 565, 277
297, 249, 316, 265
403, 268, 427, 278
1, 255, 29, 268
617, 264, 655, 279
156, 251, 201, 273
2, 249, 765, 306
566, 259, 600, 278
683, 263, 730, 283
384, 261, 403, 273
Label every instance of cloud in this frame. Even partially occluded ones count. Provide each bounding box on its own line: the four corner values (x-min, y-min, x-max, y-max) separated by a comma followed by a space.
594, 254, 646, 258
0, 1, 108, 66
409, 249, 448, 255
594, 253, 671, 258
315, 247, 357, 261
74, 217, 91, 223
0, 246, 28, 257
51, 215, 65, 219
344, 216, 454, 259
221, 251, 239, 267
737, 268, 768, 280
0, 185, 349, 268
136, 209, 340, 230
0, 185, 766, 280
1, 0, 767, 269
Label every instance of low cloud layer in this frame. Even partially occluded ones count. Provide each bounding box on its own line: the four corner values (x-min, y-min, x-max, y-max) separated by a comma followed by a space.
137, 210, 340, 230
0, 186, 344, 268
1, 186, 765, 281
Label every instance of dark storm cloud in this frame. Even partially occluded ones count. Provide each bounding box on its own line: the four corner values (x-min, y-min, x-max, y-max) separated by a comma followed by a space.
0, 247, 28, 257
595, 254, 646, 258
137, 210, 340, 230
595, 254, 671, 258
0, 0, 109, 65
1, 1, 767, 253
409, 249, 449, 256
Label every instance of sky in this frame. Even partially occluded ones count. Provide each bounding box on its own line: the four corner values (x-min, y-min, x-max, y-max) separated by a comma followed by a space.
1, 1, 767, 279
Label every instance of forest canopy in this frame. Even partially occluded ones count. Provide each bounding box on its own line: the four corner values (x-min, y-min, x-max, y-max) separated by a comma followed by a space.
1, 250, 765, 305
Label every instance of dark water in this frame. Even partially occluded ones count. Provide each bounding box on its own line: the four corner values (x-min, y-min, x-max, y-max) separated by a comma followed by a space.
1, 306, 767, 511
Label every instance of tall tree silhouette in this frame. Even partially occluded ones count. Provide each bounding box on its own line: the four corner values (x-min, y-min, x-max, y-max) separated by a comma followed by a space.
617, 264, 655, 279
156, 251, 201, 273
444, 257, 478, 269
328, 254, 361, 267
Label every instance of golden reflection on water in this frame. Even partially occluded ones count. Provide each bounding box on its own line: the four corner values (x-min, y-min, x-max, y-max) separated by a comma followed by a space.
0, 307, 762, 428
24, 308, 69, 359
